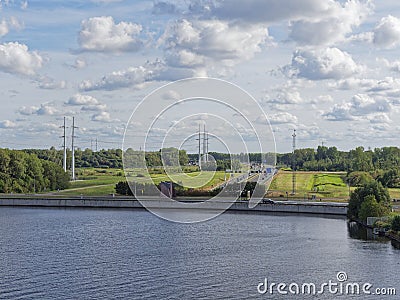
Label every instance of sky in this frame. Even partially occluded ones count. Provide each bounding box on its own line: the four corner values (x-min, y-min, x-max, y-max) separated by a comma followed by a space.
1, 0, 400, 153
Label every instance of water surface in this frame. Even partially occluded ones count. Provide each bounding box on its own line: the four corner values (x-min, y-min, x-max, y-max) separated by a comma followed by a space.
0, 208, 398, 299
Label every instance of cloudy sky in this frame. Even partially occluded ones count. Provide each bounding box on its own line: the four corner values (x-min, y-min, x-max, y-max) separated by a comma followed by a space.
1, 0, 400, 153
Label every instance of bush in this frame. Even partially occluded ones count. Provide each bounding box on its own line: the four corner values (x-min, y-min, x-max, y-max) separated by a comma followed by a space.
358, 195, 388, 222
391, 215, 400, 232
348, 180, 391, 220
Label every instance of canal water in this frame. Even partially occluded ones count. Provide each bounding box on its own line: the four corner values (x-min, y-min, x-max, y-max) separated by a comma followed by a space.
0, 207, 398, 299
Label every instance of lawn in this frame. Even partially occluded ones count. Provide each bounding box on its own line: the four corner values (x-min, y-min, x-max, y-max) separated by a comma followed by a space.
58, 168, 228, 196
58, 168, 400, 199
268, 171, 350, 199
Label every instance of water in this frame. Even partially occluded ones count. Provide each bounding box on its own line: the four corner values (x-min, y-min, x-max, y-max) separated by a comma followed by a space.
0, 207, 398, 299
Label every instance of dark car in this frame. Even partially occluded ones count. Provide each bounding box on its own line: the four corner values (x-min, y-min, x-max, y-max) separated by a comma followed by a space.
262, 198, 275, 204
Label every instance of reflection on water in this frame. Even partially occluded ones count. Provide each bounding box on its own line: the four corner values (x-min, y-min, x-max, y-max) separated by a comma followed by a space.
347, 221, 391, 242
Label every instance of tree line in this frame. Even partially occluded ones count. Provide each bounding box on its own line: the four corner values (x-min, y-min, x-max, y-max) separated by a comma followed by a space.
0, 148, 70, 193
279, 146, 400, 172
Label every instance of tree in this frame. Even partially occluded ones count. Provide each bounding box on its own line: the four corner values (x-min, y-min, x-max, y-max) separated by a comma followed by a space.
346, 171, 374, 187
115, 181, 133, 195
348, 180, 391, 220
0, 148, 69, 193
391, 215, 400, 232
377, 169, 400, 188
358, 195, 388, 222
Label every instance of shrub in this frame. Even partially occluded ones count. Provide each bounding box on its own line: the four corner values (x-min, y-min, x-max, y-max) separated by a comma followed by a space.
391, 215, 400, 232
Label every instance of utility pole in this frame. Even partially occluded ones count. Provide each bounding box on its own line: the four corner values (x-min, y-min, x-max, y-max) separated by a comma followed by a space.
203, 125, 208, 163
292, 129, 296, 195
96, 138, 98, 152
71, 117, 78, 181
196, 124, 201, 170
60, 117, 67, 172
206, 131, 209, 162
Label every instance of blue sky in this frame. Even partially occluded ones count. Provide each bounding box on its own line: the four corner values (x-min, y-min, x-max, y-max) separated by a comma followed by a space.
1, 0, 400, 153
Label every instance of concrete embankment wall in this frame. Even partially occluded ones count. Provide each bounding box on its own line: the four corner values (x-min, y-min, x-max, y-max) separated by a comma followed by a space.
0, 197, 348, 216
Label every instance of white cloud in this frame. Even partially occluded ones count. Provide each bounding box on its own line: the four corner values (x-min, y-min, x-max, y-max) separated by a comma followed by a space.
20, 1, 28, 9
351, 94, 390, 115
91, 111, 113, 122
18, 103, 59, 116
268, 112, 298, 125
371, 123, 390, 131
162, 90, 181, 100
79, 64, 154, 91
311, 95, 333, 104
38, 78, 67, 90
0, 42, 43, 75
322, 103, 355, 121
373, 15, 400, 48
66, 94, 99, 106
368, 113, 391, 124
18, 105, 39, 115
79, 16, 143, 52
0, 120, 16, 128
330, 78, 375, 90
285, 47, 364, 80
165, 49, 205, 68
0, 17, 23, 37
153, 1, 178, 15
90, 0, 123, 3
212, 0, 331, 23
159, 18, 270, 68
267, 89, 303, 105
323, 94, 391, 121
388, 60, 400, 73
81, 104, 107, 112
79, 59, 199, 91
66, 94, 108, 115
0, 20, 8, 36
289, 0, 371, 46
73, 58, 87, 69
8, 16, 23, 30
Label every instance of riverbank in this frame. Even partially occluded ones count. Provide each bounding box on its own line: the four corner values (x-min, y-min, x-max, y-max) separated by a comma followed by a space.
350, 218, 400, 248
0, 195, 348, 216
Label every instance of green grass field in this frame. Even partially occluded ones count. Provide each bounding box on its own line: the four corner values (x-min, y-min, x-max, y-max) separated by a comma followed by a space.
268, 171, 352, 200
56, 168, 400, 200
57, 168, 228, 196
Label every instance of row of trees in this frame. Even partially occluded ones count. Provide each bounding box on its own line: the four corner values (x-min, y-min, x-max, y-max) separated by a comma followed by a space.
345, 169, 400, 189
29, 147, 190, 169
0, 149, 70, 193
27, 145, 400, 173
279, 146, 400, 172
26, 147, 123, 169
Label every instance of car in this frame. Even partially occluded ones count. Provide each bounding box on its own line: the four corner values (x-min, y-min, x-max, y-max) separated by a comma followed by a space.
262, 198, 275, 204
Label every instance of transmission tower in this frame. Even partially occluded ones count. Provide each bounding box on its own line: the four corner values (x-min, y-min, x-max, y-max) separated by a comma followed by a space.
196, 124, 201, 170
60, 117, 67, 172
71, 117, 78, 181
203, 125, 207, 163
292, 129, 296, 195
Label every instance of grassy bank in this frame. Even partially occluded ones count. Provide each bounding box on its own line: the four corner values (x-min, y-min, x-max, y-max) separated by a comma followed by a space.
55, 168, 400, 200
57, 168, 228, 196
268, 171, 349, 200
